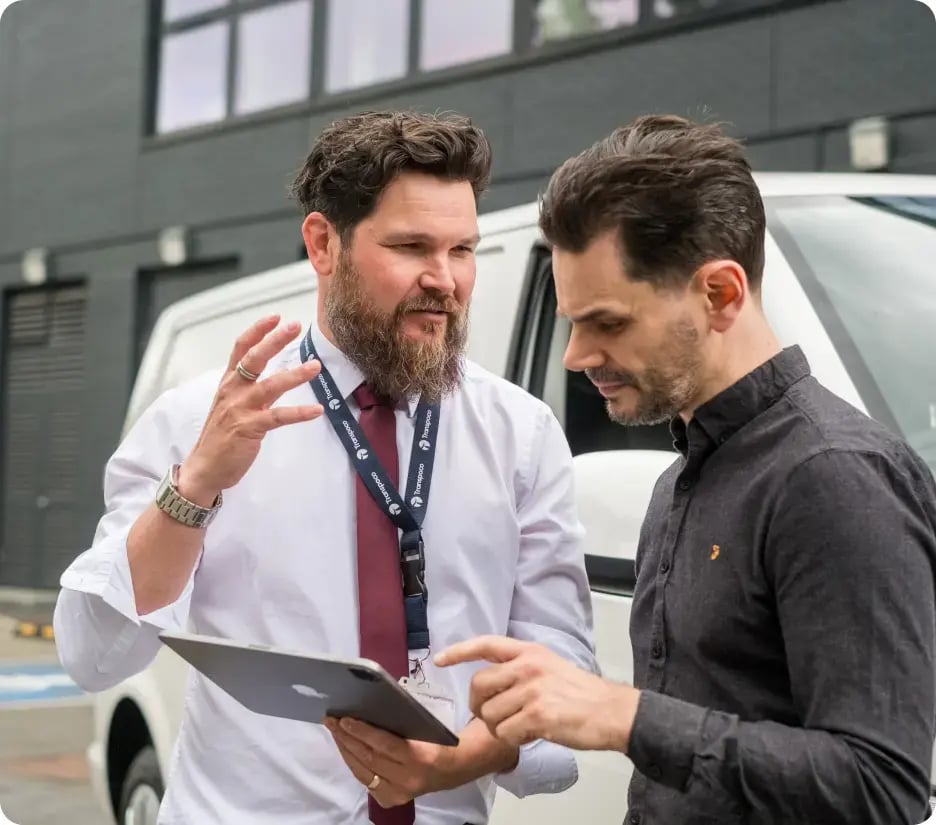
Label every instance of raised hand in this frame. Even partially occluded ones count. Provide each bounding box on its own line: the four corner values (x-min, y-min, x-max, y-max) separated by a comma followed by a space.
178, 315, 324, 503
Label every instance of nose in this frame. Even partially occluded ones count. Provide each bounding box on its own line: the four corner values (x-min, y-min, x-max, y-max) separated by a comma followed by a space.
418, 255, 456, 296
563, 327, 604, 373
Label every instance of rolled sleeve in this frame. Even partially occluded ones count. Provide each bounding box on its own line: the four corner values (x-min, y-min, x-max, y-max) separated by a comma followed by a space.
495, 739, 579, 798
54, 376, 210, 691
492, 404, 597, 797
509, 405, 597, 673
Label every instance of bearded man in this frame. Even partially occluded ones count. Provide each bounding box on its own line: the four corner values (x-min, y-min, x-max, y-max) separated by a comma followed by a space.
53, 110, 596, 825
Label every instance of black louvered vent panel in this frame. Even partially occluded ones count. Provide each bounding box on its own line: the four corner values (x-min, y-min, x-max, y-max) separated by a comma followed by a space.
1, 284, 88, 588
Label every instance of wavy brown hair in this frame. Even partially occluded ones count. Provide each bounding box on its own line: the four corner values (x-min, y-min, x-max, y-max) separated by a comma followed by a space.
291, 110, 493, 242
539, 114, 766, 291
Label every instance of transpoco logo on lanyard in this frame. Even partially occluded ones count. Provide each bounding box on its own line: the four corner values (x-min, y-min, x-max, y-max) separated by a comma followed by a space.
300, 329, 439, 653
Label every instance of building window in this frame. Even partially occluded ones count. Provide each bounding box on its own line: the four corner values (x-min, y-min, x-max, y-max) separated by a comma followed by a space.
419, 0, 514, 72
325, 0, 409, 93
235, 0, 313, 115
151, 0, 787, 136
156, 21, 229, 133
162, 0, 228, 24
533, 0, 639, 44
154, 0, 313, 134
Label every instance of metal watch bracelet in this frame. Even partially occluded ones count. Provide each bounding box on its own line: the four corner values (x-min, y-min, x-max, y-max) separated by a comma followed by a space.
154, 464, 223, 529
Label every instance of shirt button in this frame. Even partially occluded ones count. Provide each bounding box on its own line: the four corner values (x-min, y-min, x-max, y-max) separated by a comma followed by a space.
628, 813, 641, 825
678, 479, 691, 491
660, 559, 670, 574
646, 763, 662, 781
651, 640, 663, 659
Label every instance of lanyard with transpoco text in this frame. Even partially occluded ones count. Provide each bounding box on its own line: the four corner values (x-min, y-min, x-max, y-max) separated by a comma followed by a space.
300, 328, 439, 651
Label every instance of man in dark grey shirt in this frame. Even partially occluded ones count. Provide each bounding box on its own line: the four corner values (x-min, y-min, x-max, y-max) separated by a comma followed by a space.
624, 343, 936, 824
436, 114, 936, 825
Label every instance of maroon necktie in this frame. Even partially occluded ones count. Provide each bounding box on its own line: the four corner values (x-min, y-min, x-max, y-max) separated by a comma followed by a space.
352, 384, 415, 825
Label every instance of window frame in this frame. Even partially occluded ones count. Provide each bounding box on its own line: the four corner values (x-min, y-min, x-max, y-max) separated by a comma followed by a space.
147, 0, 828, 140
149, 0, 320, 134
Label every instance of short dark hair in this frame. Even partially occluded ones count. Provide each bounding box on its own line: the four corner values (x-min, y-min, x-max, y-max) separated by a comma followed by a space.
538, 114, 766, 291
291, 110, 493, 241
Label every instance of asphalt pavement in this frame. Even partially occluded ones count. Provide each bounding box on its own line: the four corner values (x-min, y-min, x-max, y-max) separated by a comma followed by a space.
0, 608, 107, 825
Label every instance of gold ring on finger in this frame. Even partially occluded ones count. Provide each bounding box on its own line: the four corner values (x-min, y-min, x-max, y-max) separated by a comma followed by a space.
367, 774, 381, 791
235, 361, 260, 382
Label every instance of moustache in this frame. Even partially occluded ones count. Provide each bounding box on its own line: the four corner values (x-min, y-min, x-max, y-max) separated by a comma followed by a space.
585, 368, 639, 388
398, 297, 463, 316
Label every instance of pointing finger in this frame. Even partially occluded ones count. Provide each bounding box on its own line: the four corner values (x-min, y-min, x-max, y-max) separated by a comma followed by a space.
434, 635, 528, 668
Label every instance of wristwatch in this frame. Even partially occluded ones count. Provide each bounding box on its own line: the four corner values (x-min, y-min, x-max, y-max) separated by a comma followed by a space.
155, 464, 223, 529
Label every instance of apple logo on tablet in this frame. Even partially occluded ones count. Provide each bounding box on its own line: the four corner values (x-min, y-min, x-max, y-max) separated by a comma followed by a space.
292, 684, 328, 700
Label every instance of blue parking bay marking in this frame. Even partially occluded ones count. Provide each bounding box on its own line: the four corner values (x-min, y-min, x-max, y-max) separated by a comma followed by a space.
0, 662, 85, 705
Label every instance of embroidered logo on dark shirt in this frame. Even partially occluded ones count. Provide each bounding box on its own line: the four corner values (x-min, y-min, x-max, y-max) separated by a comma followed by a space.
711, 544, 721, 560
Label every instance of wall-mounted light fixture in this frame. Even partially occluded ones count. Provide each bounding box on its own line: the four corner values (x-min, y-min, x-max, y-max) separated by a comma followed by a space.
158, 226, 189, 267
848, 116, 891, 171
21, 247, 50, 285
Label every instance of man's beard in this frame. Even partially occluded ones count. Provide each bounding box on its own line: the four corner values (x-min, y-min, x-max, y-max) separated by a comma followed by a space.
587, 317, 703, 426
324, 253, 468, 404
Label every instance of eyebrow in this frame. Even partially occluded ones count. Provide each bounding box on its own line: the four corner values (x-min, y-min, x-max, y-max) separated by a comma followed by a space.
381, 231, 481, 248
558, 306, 634, 325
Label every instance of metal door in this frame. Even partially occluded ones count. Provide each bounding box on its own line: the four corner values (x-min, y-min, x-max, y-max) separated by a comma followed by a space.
1, 283, 87, 588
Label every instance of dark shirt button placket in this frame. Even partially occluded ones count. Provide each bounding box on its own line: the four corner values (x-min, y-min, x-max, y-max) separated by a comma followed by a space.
651, 640, 663, 659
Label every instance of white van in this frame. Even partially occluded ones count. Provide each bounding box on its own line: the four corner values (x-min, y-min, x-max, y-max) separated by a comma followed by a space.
81, 173, 936, 825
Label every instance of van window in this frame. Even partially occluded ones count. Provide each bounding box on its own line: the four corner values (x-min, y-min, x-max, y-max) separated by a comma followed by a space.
768, 195, 936, 477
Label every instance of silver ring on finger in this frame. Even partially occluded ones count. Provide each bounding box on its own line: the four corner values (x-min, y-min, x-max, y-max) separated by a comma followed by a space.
367, 774, 381, 791
235, 361, 260, 382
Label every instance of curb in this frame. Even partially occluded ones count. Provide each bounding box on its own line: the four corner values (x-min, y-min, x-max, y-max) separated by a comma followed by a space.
12, 621, 55, 641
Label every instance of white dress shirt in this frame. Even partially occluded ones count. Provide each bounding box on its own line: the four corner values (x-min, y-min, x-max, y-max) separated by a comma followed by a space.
53, 324, 597, 825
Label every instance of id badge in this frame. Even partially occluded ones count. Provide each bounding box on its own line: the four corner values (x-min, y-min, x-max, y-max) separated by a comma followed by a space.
399, 676, 456, 733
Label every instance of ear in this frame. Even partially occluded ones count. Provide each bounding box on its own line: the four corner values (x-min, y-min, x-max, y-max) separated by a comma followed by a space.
693, 260, 748, 333
301, 212, 340, 278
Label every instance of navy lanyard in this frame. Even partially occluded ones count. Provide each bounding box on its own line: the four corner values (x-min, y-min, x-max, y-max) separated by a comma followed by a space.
299, 329, 439, 650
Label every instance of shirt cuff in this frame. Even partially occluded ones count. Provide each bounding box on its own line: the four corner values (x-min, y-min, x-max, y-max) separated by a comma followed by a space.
59, 533, 196, 665
494, 739, 579, 798
627, 690, 707, 790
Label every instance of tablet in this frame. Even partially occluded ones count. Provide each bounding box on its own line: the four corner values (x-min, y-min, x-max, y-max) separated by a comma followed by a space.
159, 631, 459, 746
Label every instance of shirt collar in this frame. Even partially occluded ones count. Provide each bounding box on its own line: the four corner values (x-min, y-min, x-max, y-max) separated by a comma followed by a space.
670, 345, 811, 456
306, 323, 420, 418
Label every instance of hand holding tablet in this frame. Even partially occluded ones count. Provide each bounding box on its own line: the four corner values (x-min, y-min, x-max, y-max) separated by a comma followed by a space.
159, 631, 458, 746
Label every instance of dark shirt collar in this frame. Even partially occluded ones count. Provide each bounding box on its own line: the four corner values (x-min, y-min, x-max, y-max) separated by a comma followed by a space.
671, 345, 811, 457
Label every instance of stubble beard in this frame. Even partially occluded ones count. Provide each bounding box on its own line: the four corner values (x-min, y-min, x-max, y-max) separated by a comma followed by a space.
590, 318, 703, 427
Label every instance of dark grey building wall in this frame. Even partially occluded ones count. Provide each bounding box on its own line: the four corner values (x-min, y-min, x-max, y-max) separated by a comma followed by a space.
4, 0, 936, 261
0, 0, 934, 587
